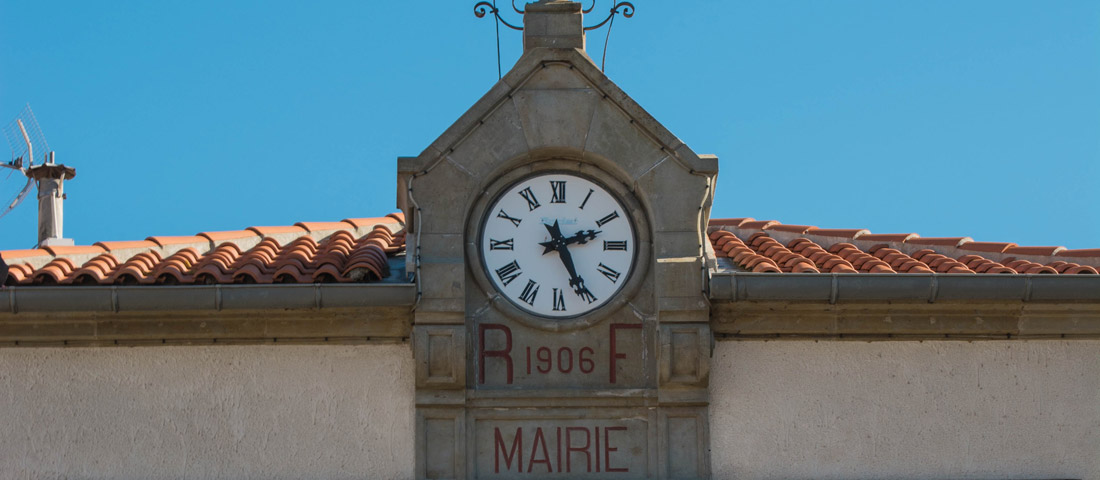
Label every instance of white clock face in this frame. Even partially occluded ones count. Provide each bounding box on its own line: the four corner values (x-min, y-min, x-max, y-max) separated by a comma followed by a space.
480, 172, 636, 318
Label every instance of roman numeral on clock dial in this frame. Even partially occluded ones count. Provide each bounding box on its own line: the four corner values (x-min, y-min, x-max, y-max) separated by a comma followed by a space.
597, 263, 621, 283
595, 210, 620, 227
497, 209, 522, 227
579, 188, 594, 210
495, 260, 522, 286
518, 280, 539, 306
578, 288, 597, 304
603, 240, 627, 251
518, 187, 541, 211
552, 288, 566, 311
489, 238, 514, 250
550, 180, 566, 204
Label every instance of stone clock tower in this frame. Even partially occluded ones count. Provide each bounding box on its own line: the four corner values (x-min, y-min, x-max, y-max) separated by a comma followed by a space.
398, 2, 718, 477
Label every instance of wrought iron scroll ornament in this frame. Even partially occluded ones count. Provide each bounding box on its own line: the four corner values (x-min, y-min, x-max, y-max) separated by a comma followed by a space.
473, 1, 524, 31
586, 2, 633, 71
474, 1, 635, 75
583, 2, 634, 32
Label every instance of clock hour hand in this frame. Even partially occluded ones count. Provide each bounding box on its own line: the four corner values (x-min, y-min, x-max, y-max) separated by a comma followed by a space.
562, 228, 600, 247
539, 222, 601, 254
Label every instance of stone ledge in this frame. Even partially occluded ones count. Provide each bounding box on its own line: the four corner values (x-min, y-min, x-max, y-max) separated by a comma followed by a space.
0, 306, 412, 346
710, 272, 1100, 302
712, 301, 1100, 339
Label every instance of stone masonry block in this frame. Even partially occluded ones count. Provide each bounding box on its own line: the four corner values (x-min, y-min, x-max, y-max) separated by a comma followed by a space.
522, 62, 591, 90
446, 99, 528, 179
501, 47, 582, 90
418, 233, 464, 264
415, 325, 465, 389
414, 311, 465, 326
411, 155, 476, 235
585, 98, 668, 181
419, 262, 465, 302
424, 81, 513, 159
523, 6, 584, 51
417, 407, 465, 480
415, 298, 465, 314
658, 407, 710, 479
658, 302, 709, 324
655, 257, 704, 299
636, 157, 709, 233
654, 231, 703, 258
513, 89, 599, 152
673, 141, 718, 175
659, 324, 711, 388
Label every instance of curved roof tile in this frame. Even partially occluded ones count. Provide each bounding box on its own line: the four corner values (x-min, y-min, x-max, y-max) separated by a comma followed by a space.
1, 215, 406, 287
710, 218, 1098, 275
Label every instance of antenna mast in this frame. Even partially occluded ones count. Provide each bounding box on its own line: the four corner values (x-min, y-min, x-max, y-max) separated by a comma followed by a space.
2, 105, 76, 246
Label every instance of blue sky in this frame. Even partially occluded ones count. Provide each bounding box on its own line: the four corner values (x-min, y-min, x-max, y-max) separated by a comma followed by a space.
1, 0, 1097, 250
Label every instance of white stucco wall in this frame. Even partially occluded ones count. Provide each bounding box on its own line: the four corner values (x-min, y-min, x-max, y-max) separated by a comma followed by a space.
711, 340, 1100, 480
0, 344, 415, 480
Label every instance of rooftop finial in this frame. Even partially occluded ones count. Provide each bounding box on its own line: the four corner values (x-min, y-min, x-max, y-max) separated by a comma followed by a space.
474, 1, 635, 73
522, 1, 584, 51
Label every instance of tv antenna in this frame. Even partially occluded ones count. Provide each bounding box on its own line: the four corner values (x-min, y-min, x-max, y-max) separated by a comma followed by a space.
1, 104, 52, 220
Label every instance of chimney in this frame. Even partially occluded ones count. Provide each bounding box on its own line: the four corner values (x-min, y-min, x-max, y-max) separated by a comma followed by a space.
523, 0, 585, 52
26, 153, 76, 248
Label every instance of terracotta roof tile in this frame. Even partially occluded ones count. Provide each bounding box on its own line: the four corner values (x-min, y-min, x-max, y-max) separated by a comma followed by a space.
805, 228, 870, 239
295, 221, 350, 233
0, 249, 50, 260
147, 235, 209, 247
958, 241, 1017, 254
94, 240, 158, 251
1003, 246, 1065, 256
6, 263, 34, 284
248, 225, 308, 237
708, 218, 754, 227
1, 215, 407, 287
765, 224, 816, 234
739, 220, 779, 230
1063, 265, 1099, 274
199, 230, 259, 243
907, 237, 971, 247
66, 254, 119, 285
1058, 248, 1100, 258
858, 233, 919, 242
709, 218, 1098, 275
43, 245, 106, 256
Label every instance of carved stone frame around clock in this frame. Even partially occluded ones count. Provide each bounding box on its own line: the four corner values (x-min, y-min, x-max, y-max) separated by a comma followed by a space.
466, 156, 652, 332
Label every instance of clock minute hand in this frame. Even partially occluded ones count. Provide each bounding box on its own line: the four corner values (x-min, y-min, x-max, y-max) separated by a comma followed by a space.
540, 221, 597, 303
556, 238, 596, 301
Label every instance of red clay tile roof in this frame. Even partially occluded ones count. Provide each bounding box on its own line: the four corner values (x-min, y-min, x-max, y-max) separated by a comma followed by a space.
2, 214, 406, 286
709, 218, 1099, 275
5, 213, 1095, 286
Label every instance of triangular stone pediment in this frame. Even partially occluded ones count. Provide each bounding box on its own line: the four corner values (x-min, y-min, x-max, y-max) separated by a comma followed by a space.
401, 46, 715, 191
399, 46, 716, 242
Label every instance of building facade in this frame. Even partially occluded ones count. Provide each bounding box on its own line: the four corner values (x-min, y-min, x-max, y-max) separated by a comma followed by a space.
1, 2, 1098, 479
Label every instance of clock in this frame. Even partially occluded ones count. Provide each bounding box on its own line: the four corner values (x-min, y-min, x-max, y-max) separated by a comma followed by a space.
479, 172, 637, 318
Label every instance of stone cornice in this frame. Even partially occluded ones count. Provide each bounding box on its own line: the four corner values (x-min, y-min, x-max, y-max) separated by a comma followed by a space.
0, 284, 414, 346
